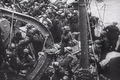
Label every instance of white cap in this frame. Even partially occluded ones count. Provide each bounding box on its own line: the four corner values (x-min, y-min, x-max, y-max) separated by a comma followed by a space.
38, 52, 44, 56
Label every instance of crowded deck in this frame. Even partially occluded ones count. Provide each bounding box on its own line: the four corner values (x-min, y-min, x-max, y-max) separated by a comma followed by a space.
0, 0, 120, 80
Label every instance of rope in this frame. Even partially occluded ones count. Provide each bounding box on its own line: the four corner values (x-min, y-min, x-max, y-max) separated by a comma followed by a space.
96, 1, 106, 28
98, 3, 106, 25
95, 0, 102, 20
87, 0, 92, 12
90, 0, 105, 29
85, 0, 95, 43
9, 0, 15, 44
84, 0, 100, 80
42, 35, 49, 51
102, 4, 106, 24
84, 0, 95, 55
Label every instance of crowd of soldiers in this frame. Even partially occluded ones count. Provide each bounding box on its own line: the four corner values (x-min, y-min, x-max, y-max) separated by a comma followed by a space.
1, 0, 79, 43
0, 0, 120, 80
3, 24, 44, 75
0, 0, 80, 79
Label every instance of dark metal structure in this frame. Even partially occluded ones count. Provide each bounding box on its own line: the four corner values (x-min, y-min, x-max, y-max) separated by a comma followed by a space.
79, 0, 89, 70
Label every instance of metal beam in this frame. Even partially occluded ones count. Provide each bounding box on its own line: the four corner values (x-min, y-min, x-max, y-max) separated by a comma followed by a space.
79, 0, 89, 69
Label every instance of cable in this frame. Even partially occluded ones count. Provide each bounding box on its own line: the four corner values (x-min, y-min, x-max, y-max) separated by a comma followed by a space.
94, 0, 106, 28
42, 35, 49, 51
95, 0, 102, 20
97, 3, 106, 25
84, 0, 95, 54
84, 0, 100, 80
102, 4, 106, 24
9, 0, 15, 44
87, 0, 92, 12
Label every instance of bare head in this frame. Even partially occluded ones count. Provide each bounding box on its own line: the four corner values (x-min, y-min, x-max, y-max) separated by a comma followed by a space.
113, 22, 118, 26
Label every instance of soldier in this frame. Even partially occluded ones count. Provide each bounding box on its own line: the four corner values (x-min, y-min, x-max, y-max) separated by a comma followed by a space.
104, 22, 120, 51
11, 32, 23, 44
6, 43, 18, 72
18, 48, 35, 70
62, 76, 69, 80
60, 26, 73, 55
52, 62, 65, 80
99, 51, 120, 80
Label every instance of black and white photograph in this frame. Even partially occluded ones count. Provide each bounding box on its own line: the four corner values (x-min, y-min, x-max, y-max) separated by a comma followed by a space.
0, 0, 120, 80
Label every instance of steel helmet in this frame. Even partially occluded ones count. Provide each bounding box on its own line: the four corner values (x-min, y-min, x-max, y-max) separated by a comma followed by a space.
11, 43, 15, 49
23, 48, 29, 53
52, 62, 59, 67
8, 43, 15, 50
63, 76, 68, 80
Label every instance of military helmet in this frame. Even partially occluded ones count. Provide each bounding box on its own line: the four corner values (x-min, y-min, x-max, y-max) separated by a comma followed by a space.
23, 48, 29, 53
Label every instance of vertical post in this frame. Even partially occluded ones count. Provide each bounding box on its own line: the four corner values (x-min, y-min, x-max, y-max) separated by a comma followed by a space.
79, 0, 89, 70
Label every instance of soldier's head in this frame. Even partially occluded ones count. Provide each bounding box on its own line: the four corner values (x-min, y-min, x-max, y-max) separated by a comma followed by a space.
32, 28, 39, 34
88, 12, 92, 17
16, 32, 22, 37
26, 23, 33, 30
113, 22, 118, 26
67, 54, 73, 61
63, 76, 69, 80
63, 26, 70, 33
38, 52, 44, 56
27, 29, 35, 37
43, 14, 47, 18
8, 43, 15, 51
34, 2, 39, 6
52, 62, 59, 68
67, 13, 72, 18
23, 48, 29, 54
